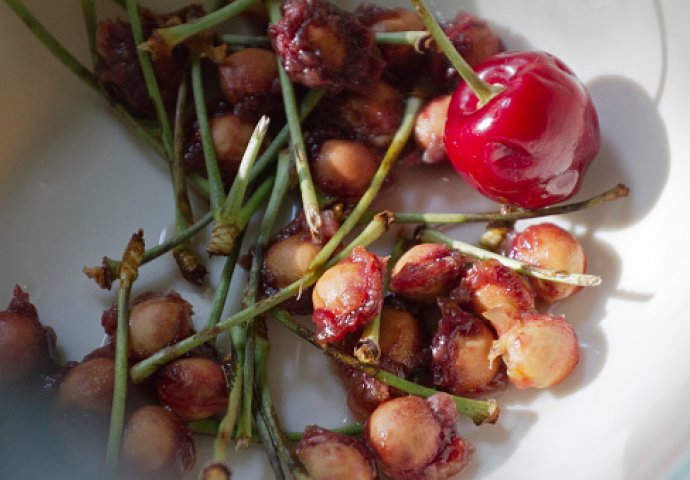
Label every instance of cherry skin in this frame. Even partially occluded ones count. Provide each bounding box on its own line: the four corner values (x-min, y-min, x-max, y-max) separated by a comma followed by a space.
445, 51, 600, 208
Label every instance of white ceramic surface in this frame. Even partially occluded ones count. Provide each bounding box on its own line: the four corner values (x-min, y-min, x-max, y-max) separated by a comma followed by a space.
1, 0, 689, 478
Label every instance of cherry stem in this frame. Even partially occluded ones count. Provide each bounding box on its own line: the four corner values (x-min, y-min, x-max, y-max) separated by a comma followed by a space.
255, 320, 310, 479
129, 212, 393, 383
209, 245, 249, 458
267, 0, 322, 242
409, 0, 504, 105
306, 95, 423, 273
188, 419, 365, 442
84, 176, 273, 290
207, 116, 270, 257
150, 177, 268, 261
153, 0, 259, 51
220, 31, 429, 48
420, 228, 602, 287
83, 177, 274, 289
129, 4, 207, 282
249, 89, 325, 184
80, 0, 98, 68
221, 116, 270, 221
172, 79, 208, 285
234, 151, 291, 448
204, 0, 225, 13
125, 0, 175, 159
104, 231, 144, 479
255, 412, 287, 479
205, 234, 245, 334
191, 55, 225, 219
393, 184, 630, 224
271, 309, 499, 426
172, 79, 196, 231
375, 30, 428, 45
211, 356, 243, 465
5, 0, 98, 90
283, 423, 364, 442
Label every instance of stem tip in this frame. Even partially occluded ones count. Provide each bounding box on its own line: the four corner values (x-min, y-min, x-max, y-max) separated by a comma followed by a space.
201, 462, 232, 480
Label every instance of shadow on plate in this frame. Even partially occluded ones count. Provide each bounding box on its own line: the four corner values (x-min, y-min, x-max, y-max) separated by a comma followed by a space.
578, 75, 670, 230
461, 407, 539, 478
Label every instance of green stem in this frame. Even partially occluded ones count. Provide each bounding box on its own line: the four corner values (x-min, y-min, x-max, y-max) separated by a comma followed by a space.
208, 116, 270, 256
221, 116, 270, 221
204, 0, 225, 13
153, 0, 259, 51
110, 103, 169, 157
129, 213, 392, 383
236, 152, 291, 447
80, 0, 98, 68
191, 55, 225, 218
241, 152, 304, 469
330, 212, 394, 265
212, 357, 243, 464
5, 0, 98, 91
189, 419, 365, 441
255, 152, 293, 249
149, 178, 262, 260
393, 184, 630, 224
284, 423, 365, 442
127, 0, 210, 284
421, 228, 602, 287
172, 78, 208, 285
375, 30, 427, 45
124, 0, 174, 159
267, 0, 322, 241
172, 79, 195, 230
187, 172, 211, 198
104, 285, 131, 478
255, 322, 310, 479
220, 31, 429, 48
235, 328, 255, 448
307, 96, 423, 272
86, 175, 273, 289
106, 283, 132, 478
141, 212, 210, 263
204, 238, 245, 333
409, 0, 503, 105
206, 144, 278, 462
272, 309, 499, 426
104, 232, 145, 478
250, 89, 325, 184
255, 411, 286, 479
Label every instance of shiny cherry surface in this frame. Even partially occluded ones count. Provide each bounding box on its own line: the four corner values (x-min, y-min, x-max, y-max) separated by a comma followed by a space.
445, 51, 600, 208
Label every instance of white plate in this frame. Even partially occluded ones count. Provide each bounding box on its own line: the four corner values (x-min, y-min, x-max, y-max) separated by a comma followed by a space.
1, 0, 689, 478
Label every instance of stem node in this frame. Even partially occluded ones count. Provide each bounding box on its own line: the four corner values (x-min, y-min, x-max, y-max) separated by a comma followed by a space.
207, 223, 241, 257
173, 247, 208, 286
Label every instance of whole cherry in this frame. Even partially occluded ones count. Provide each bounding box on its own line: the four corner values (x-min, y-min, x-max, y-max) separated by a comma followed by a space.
412, 0, 600, 208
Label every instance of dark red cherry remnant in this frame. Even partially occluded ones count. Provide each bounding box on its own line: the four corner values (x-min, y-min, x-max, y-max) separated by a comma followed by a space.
445, 51, 601, 208
312, 246, 385, 343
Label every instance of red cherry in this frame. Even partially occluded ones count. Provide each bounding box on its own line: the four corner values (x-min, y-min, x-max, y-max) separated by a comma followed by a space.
444, 51, 600, 208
